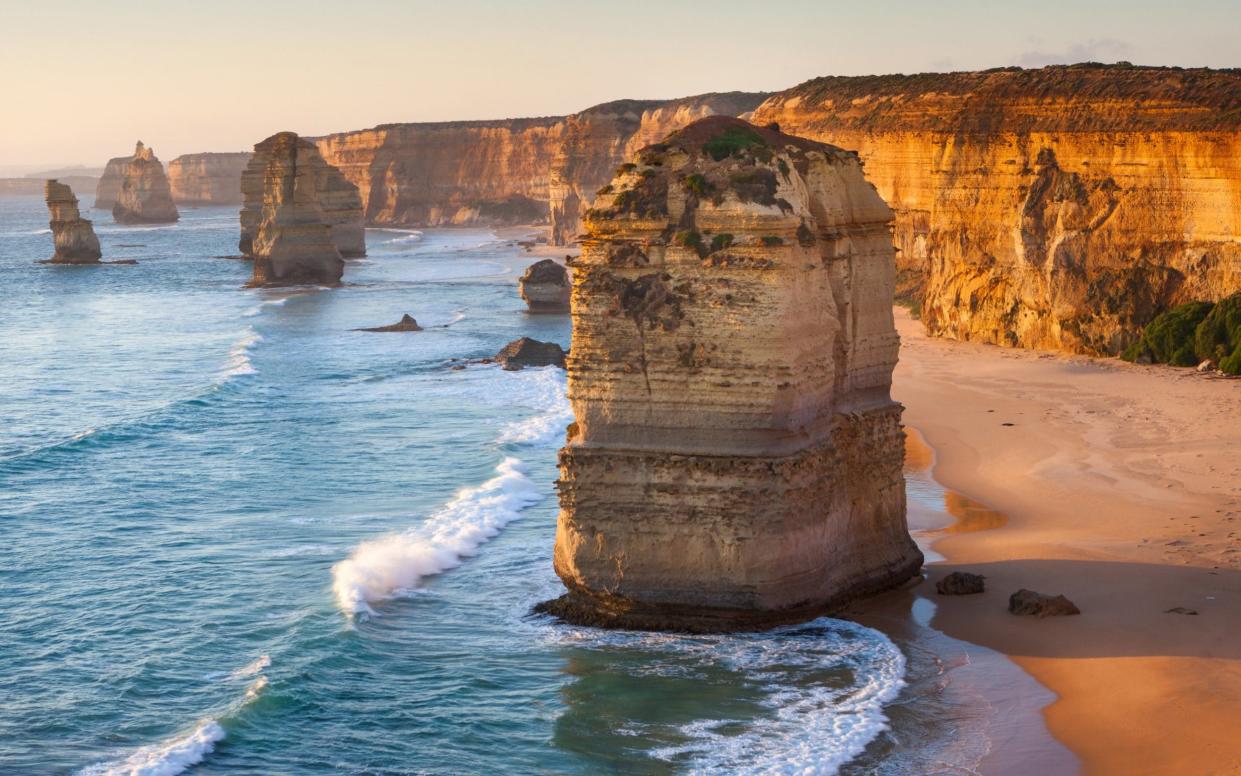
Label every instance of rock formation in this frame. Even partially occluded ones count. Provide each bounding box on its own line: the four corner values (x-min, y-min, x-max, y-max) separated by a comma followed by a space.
94, 156, 128, 209
167, 152, 251, 204
43, 180, 101, 263
492, 338, 566, 370
111, 142, 179, 224
243, 132, 345, 287
312, 93, 767, 240
539, 117, 921, 631
355, 314, 422, 332
240, 133, 364, 260
750, 63, 1241, 354
937, 571, 986, 595
1008, 589, 1081, 617
519, 259, 571, 312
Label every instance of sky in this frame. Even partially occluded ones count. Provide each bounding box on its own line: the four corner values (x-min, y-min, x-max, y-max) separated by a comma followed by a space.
1, 0, 1237, 171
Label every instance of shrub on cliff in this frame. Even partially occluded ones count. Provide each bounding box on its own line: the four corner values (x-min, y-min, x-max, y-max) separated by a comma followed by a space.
1194, 292, 1241, 372
1121, 301, 1214, 366
702, 126, 768, 161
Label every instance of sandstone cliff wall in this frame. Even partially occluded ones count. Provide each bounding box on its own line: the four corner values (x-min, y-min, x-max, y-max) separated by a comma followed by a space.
752, 64, 1241, 354
0, 176, 98, 197
167, 152, 252, 205
94, 156, 128, 209
543, 118, 921, 631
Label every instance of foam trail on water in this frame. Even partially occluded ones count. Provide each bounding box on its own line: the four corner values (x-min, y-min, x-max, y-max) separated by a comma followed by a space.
332, 456, 541, 615
495, 367, 573, 446
218, 327, 261, 381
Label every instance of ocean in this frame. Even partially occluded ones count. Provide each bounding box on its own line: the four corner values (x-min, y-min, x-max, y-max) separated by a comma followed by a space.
0, 196, 1051, 775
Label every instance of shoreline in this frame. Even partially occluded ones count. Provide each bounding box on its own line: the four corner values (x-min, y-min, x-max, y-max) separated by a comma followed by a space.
883, 307, 1241, 775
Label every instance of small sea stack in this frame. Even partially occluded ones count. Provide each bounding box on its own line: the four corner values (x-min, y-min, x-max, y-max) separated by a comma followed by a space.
539, 117, 922, 632
493, 337, 566, 370
111, 142, 179, 224
355, 314, 422, 332
240, 132, 365, 261
243, 133, 346, 287
519, 258, 571, 313
43, 180, 102, 264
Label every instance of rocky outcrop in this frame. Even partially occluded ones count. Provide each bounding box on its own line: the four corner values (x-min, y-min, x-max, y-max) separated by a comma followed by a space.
111, 142, 179, 224
167, 152, 251, 204
519, 259, 570, 312
43, 180, 101, 263
751, 64, 1241, 354
937, 571, 986, 595
312, 93, 767, 241
241, 133, 364, 260
94, 156, 128, 209
539, 117, 921, 632
1008, 589, 1081, 617
492, 338, 566, 370
243, 132, 345, 287
355, 314, 422, 332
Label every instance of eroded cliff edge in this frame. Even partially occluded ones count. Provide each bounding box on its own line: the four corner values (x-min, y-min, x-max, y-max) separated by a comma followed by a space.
751, 63, 1241, 354
167, 152, 252, 205
540, 117, 922, 632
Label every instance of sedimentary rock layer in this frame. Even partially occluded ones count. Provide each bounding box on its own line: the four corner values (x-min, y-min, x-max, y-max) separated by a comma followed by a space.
543, 117, 921, 631
93, 156, 128, 209
44, 180, 101, 263
167, 152, 251, 205
241, 134, 364, 259
244, 132, 345, 287
312, 93, 767, 240
111, 142, 179, 224
751, 63, 1241, 354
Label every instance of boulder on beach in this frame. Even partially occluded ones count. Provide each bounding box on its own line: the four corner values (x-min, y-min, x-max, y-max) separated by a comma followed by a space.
43, 180, 102, 264
519, 258, 571, 313
492, 337, 566, 370
936, 571, 986, 595
1008, 588, 1081, 617
355, 314, 423, 332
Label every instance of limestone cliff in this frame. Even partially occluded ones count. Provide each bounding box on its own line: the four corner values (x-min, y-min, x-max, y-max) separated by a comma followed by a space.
244, 132, 345, 287
541, 117, 921, 631
240, 133, 364, 259
751, 64, 1241, 354
44, 180, 101, 263
312, 93, 766, 241
111, 142, 179, 224
94, 156, 128, 209
167, 152, 252, 205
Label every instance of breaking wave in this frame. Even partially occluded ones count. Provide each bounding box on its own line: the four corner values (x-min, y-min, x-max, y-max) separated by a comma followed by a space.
217, 327, 261, 381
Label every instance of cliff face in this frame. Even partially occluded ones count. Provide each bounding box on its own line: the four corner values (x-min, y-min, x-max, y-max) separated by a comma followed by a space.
111, 142, 179, 224
94, 156, 128, 209
312, 93, 767, 241
0, 176, 97, 197
44, 180, 101, 263
244, 132, 345, 287
752, 64, 1241, 354
541, 117, 921, 631
167, 152, 252, 205
241, 133, 364, 259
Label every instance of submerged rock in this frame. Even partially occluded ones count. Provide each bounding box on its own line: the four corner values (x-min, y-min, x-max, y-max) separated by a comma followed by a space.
519, 258, 571, 312
936, 571, 986, 595
111, 142, 179, 224
243, 133, 345, 287
1008, 589, 1081, 617
538, 116, 922, 632
355, 314, 422, 332
43, 180, 101, 264
492, 337, 566, 370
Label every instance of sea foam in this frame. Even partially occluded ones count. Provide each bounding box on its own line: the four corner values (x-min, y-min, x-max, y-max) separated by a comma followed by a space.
217, 327, 261, 381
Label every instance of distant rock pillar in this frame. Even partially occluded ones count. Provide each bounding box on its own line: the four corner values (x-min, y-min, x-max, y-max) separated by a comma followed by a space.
44, 180, 102, 263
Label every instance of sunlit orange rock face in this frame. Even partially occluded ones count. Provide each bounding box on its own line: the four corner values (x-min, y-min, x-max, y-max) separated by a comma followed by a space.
540, 117, 922, 632
167, 153, 252, 205
751, 64, 1241, 354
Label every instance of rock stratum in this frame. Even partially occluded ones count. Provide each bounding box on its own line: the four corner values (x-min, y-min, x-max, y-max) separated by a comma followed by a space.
313, 93, 768, 240
167, 152, 252, 205
540, 117, 922, 631
44, 180, 101, 263
110, 142, 179, 224
243, 132, 346, 287
240, 132, 364, 262
750, 63, 1241, 354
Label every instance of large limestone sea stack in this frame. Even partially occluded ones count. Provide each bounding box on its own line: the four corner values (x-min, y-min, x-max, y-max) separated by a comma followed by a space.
540, 117, 922, 631
242, 132, 349, 287
44, 180, 101, 263
111, 142, 179, 224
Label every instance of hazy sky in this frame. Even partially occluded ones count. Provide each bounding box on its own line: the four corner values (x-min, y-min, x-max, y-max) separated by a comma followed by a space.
1, 0, 1237, 170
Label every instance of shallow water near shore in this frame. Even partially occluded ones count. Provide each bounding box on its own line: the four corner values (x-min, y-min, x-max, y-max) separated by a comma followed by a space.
2, 196, 1057, 774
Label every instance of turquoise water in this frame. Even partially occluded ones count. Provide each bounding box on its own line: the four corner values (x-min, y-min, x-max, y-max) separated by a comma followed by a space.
0, 197, 912, 775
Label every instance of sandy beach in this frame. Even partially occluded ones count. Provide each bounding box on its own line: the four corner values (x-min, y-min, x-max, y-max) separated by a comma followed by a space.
889, 307, 1241, 775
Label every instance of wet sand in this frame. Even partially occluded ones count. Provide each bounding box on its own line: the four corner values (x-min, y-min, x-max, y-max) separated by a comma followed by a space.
886, 307, 1241, 775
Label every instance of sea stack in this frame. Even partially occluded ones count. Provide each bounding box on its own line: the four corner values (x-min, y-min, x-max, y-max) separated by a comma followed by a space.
518, 258, 571, 312
111, 142, 179, 224
240, 133, 365, 260
44, 180, 102, 263
541, 117, 921, 631
244, 132, 345, 287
